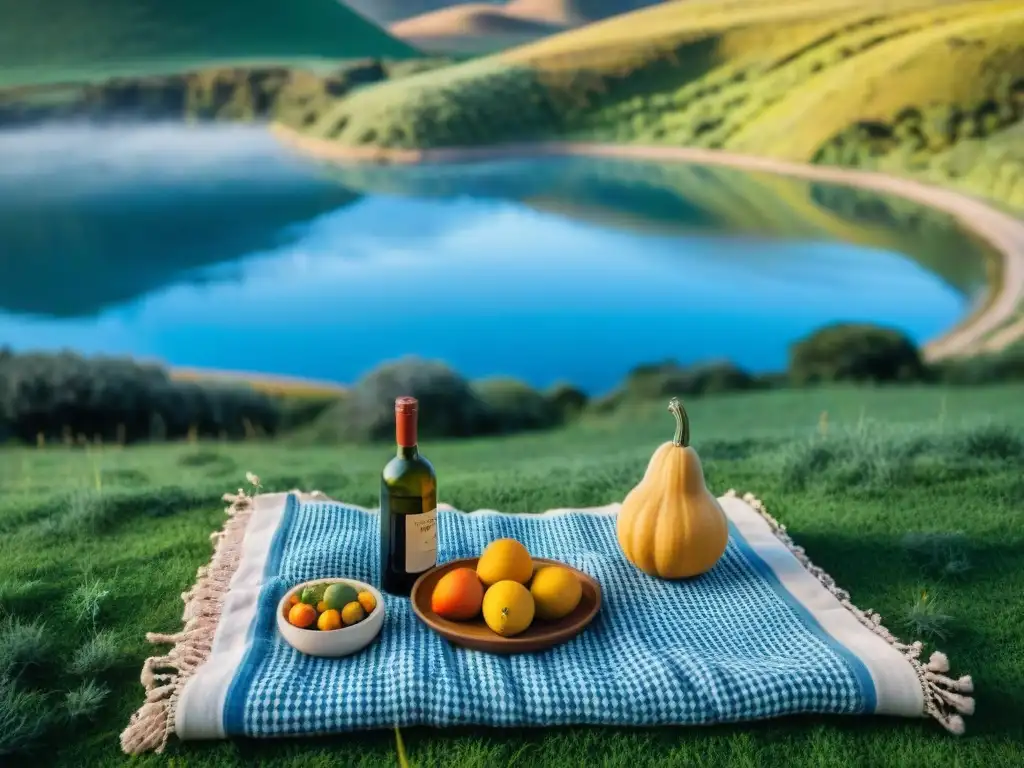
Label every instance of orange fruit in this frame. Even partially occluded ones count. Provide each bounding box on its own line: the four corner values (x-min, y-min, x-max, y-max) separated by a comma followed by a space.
341, 601, 366, 625
316, 600, 328, 614
317, 609, 342, 631
288, 594, 300, 606
357, 591, 377, 615
431, 567, 485, 620
288, 602, 317, 629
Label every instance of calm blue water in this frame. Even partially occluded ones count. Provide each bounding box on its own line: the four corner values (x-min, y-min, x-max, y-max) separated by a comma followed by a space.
0, 124, 971, 394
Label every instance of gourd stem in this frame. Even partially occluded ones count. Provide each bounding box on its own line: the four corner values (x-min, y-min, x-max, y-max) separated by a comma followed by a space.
668, 397, 690, 447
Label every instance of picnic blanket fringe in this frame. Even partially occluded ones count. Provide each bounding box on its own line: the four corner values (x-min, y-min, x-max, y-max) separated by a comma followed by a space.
120, 487, 975, 754
120, 488, 263, 754
725, 490, 975, 735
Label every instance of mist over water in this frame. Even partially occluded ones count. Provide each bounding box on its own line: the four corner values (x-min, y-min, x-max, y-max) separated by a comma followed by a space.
0, 124, 968, 393
0, 122, 324, 193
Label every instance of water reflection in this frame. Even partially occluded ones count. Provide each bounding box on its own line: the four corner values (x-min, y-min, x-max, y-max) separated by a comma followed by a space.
0, 124, 970, 392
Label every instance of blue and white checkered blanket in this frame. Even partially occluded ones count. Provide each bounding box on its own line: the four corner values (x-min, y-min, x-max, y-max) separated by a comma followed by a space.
126, 491, 971, 752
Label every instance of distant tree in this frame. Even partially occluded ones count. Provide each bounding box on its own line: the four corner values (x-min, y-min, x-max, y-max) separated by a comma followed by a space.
788, 323, 926, 385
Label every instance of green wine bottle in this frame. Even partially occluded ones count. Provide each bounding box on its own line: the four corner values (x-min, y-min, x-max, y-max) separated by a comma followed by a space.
380, 396, 438, 596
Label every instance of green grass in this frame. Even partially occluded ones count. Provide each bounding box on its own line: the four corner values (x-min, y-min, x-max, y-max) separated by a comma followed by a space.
1, 384, 1023, 765
0, 0, 420, 88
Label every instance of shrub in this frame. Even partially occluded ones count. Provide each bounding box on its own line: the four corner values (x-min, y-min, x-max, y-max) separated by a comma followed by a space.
313, 357, 493, 443
929, 343, 1024, 384
0, 350, 281, 444
621, 360, 757, 400
545, 382, 588, 421
788, 323, 926, 385
472, 378, 560, 434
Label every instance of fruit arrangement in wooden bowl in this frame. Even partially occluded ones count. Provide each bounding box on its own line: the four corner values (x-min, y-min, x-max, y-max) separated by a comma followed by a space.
277, 578, 385, 657
411, 539, 601, 654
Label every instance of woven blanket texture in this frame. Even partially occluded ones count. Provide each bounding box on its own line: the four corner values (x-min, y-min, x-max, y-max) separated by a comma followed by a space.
120, 491, 974, 754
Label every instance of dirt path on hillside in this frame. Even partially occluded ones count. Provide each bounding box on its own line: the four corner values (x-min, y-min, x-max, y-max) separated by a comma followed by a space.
269, 124, 1024, 360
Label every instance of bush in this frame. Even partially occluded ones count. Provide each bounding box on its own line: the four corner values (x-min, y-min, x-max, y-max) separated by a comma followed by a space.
472, 378, 560, 434
621, 359, 757, 400
545, 382, 588, 421
313, 357, 493, 443
929, 343, 1024, 384
0, 350, 280, 444
307, 359, 592, 443
788, 323, 926, 385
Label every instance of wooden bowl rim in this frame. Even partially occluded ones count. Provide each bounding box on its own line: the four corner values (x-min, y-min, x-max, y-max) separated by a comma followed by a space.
410, 556, 601, 650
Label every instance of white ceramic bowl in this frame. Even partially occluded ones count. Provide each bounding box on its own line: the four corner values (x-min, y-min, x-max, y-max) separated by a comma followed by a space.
277, 578, 385, 657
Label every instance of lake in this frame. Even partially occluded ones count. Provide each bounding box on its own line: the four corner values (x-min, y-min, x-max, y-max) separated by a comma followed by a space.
0, 123, 992, 395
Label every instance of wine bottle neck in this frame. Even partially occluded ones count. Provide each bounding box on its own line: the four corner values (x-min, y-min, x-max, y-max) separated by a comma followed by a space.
395, 396, 418, 453
397, 444, 419, 459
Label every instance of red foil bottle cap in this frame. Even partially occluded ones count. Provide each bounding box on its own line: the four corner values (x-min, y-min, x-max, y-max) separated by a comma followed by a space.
395, 397, 418, 447
395, 396, 418, 414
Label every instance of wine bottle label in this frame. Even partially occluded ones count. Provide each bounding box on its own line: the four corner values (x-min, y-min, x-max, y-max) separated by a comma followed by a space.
405, 508, 437, 573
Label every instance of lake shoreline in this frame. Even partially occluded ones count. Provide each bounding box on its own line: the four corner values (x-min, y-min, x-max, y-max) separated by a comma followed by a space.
268, 123, 1024, 362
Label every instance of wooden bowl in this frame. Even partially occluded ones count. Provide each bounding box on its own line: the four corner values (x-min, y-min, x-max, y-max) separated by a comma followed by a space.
410, 557, 601, 654
277, 579, 385, 657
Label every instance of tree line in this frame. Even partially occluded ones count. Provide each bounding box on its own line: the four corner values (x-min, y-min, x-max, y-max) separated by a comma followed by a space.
3, 325, 1022, 446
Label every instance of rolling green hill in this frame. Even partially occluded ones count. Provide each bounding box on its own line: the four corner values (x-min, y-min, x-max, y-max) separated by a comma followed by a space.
280, 0, 1024, 212
0, 0, 420, 87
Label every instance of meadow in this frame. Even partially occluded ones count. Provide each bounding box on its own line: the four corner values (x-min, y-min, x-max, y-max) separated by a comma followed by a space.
1, 384, 1022, 766
281, 0, 1024, 214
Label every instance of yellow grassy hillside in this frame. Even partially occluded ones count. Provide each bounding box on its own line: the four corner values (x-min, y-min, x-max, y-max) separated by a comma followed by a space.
280, 0, 1024, 210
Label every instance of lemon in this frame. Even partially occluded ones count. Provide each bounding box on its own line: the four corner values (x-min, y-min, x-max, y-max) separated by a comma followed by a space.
317, 609, 342, 631
341, 601, 366, 626
476, 538, 533, 586
482, 580, 535, 637
530, 566, 583, 621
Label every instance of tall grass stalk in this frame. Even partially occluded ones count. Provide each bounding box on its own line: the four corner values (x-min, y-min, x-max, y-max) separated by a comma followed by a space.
394, 726, 411, 768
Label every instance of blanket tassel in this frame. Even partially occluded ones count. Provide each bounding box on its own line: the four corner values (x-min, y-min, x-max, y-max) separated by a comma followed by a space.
729, 490, 975, 736
119, 493, 256, 754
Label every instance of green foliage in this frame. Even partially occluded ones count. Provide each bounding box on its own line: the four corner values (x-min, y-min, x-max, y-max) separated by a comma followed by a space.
595, 360, 760, 412
0, 617, 50, 679
788, 323, 926, 385
545, 382, 589, 421
0, 0, 419, 89
0, 676, 53, 757
310, 357, 493, 443
64, 679, 109, 722
931, 343, 1024, 384
68, 632, 121, 677
472, 377, 561, 434
66, 578, 110, 632
0, 57, 457, 128
0, 349, 281, 444
902, 590, 955, 640
307, 359, 588, 443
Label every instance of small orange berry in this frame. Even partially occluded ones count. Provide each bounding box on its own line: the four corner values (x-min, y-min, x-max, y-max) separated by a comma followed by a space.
288, 602, 317, 629
317, 609, 342, 631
